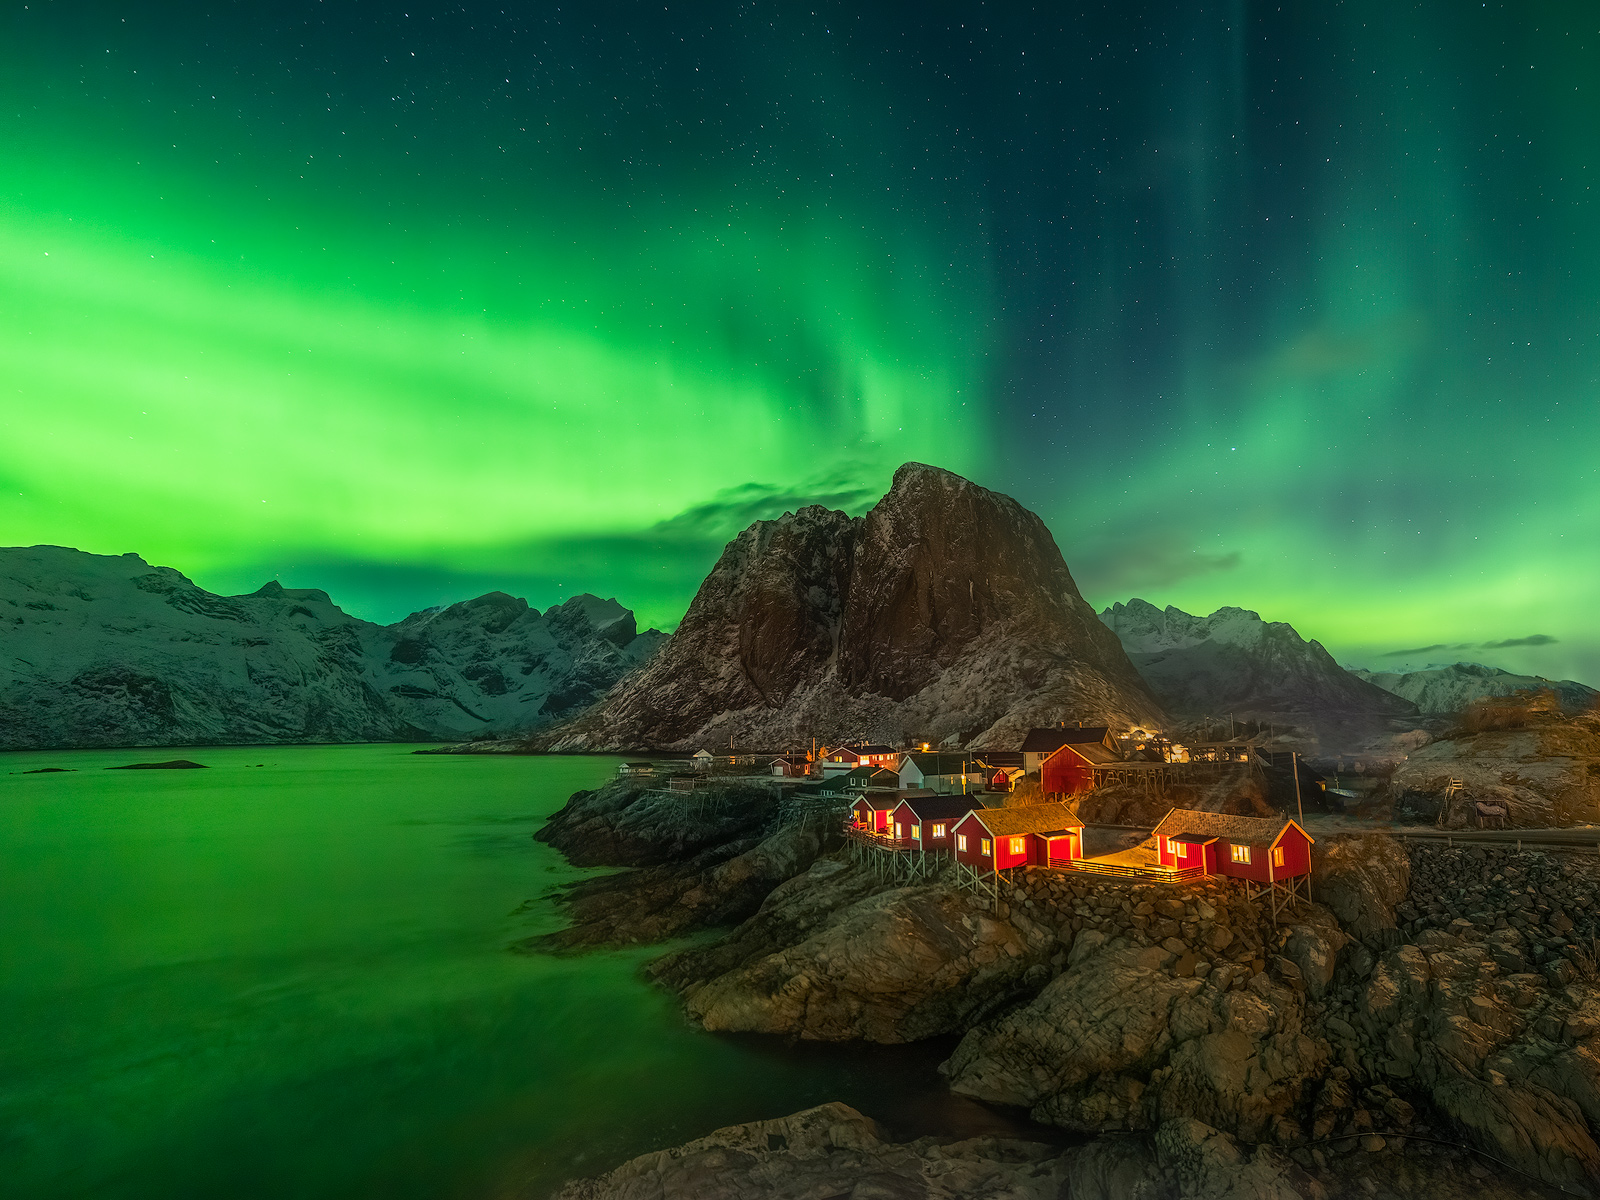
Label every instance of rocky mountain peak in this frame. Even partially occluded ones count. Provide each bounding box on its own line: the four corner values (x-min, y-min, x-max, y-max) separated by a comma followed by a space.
1099, 598, 1416, 724
543, 465, 1165, 751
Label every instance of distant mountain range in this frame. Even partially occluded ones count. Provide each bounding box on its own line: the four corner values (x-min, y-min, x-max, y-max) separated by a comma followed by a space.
541, 463, 1166, 751
1348, 662, 1598, 714
0, 546, 662, 749
1098, 599, 1416, 722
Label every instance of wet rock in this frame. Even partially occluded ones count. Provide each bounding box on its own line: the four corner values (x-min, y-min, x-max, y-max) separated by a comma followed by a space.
554, 1101, 1073, 1200
672, 874, 1048, 1042
1153, 1117, 1319, 1200
1061, 1136, 1164, 1200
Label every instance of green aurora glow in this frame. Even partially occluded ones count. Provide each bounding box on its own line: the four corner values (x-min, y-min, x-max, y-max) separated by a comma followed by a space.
2, 2, 1596, 685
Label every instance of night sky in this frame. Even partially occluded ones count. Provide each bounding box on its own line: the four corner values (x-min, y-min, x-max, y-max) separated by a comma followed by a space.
3, 2, 1595, 684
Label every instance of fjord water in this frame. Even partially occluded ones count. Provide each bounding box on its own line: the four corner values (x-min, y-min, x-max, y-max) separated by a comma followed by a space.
0, 747, 966, 1199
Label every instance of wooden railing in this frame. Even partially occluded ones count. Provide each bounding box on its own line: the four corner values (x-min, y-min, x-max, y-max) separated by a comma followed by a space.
843, 826, 919, 853
1058, 859, 1206, 881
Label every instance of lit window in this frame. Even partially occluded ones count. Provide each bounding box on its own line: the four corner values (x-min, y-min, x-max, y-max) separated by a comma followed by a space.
957, 834, 968, 852
1272, 846, 1285, 868
981, 838, 992, 856
1010, 837, 1026, 856
896, 823, 905, 839
932, 823, 946, 838
1163, 837, 1176, 855
912, 826, 921, 839
1231, 844, 1252, 864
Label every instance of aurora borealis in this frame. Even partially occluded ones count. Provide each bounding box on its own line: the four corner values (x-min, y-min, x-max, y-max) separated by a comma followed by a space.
3, 2, 1597, 684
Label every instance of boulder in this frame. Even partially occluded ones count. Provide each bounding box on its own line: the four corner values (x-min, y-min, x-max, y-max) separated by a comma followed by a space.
1312, 835, 1410, 943
1153, 1117, 1319, 1200
554, 1101, 1073, 1200
674, 875, 1051, 1042
944, 937, 1328, 1142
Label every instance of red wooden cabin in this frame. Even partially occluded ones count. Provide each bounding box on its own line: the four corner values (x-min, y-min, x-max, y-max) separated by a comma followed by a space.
1150, 809, 1314, 881
1020, 726, 1120, 774
849, 794, 895, 833
951, 803, 1085, 873
889, 795, 980, 854
1039, 740, 1121, 797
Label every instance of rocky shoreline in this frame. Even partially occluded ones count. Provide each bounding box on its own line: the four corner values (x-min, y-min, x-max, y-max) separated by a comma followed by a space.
534, 777, 1597, 1198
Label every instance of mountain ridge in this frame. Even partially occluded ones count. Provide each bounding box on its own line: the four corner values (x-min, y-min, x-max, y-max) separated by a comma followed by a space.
1350, 661, 1598, 714
1098, 597, 1416, 722
0, 545, 661, 749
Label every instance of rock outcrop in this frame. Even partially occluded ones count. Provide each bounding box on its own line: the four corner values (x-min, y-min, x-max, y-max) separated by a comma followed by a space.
1100, 598, 1416, 725
1391, 710, 1600, 828
0, 545, 661, 747
1352, 662, 1598, 716
556, 1100, 1541, 1200
554, 1102, 1075, 1200
529, 777, 833, 949
536, 771, 1595, 1198
541, 464, 1165, 750
653, 863, 1051, 1042
940, 878, 1333, 1146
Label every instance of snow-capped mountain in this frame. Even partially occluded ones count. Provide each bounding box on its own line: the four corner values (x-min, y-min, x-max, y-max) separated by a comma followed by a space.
0, 546, 662, 749
542, 464, 1166, 751
1349, 662, 1598, 714
1098, 598, 1415, 720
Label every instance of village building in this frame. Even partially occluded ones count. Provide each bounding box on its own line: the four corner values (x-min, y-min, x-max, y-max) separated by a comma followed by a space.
821, 744, 900, 776
769, 755, 810, 778
1038, 738, 1123, 796
849, 788, 935, 835
888, 795, 978, 853
951, 802, 1085, 874
618, 761, 656, 777
1019, 726, 1120, 774
897, 752, 986, 795
690, 749, 715, 771
1149, 808, 1314, 917
839, 764, 899, 793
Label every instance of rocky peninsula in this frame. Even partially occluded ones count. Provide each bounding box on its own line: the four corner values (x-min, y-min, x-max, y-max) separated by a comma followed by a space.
535, 776, 1599, 1198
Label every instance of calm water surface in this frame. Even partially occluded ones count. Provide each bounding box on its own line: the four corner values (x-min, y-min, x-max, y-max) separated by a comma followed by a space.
1, 746, 1013, 1199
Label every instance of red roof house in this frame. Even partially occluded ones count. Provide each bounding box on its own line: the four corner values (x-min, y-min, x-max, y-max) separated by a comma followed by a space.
1039, 740, 1122, 797
1150, 809, 1314, 882
1019, 726, 1119, 774
951, 803, 1085, 873
889, 795, 982, 854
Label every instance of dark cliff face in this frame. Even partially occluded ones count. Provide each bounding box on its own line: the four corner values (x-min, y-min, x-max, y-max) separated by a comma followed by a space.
838, 465, 1126, 701
546, 464, 1166, 750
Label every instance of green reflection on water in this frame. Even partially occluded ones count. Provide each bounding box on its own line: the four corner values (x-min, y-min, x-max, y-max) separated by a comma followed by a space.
0, 746, 980, 1199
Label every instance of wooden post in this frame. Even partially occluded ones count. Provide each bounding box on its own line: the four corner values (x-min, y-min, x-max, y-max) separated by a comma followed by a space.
1293, 752, 1304, 827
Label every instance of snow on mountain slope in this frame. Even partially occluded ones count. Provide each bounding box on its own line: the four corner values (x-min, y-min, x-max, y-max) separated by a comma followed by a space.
1099, 598, 1415, 719
1349, 662, 1598, 715
0, 546, 661, 749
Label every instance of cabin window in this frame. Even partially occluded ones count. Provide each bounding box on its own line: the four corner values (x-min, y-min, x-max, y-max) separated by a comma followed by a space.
1163, 837, 1176, 855
1010, 836, 1026, 856
896, 823, 905, 839
980, 838, 992, 857
957, 834, 968, 852
932, 823, 946, 838
1231, 844, 1252, 864
1272, 846, 1285, 868
912, 825, 921, 840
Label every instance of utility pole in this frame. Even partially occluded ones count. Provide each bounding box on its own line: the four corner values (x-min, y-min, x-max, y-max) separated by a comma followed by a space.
1293, 751, 1304, 826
